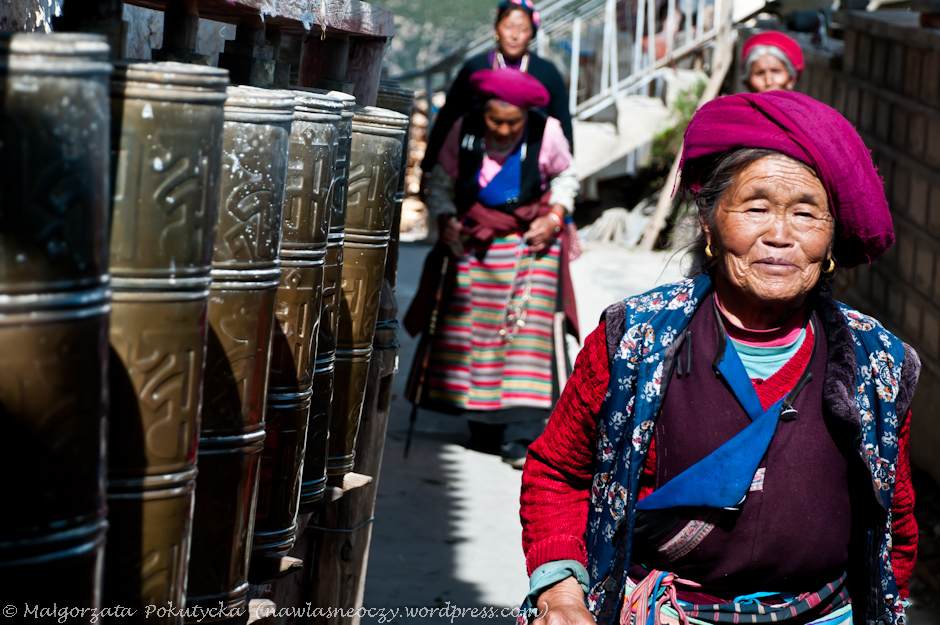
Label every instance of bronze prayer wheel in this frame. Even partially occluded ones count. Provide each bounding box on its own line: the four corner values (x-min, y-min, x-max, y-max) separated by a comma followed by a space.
327, 106, 408, 476
104, 61, 228, 618
0, 32, 111, 609
252, 90, 342, 560
373, 82, 415, 373
375, 80, 415, 294
186, 86, 294, 620
298, 90, 356, 507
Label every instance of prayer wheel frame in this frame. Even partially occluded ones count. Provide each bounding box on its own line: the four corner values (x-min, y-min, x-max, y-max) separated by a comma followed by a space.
2, 2, 406, 621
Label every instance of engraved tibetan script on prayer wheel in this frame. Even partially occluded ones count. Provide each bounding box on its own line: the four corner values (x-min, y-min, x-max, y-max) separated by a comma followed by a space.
104, 62, 227, 621
0, 32, 112, 610
186, 86, 293, 621
327, 106, 407, 477
252, 89, 342, 561
298, 89, 356, 507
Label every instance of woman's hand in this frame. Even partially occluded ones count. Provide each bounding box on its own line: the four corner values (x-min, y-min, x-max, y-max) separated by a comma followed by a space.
439, 214, 462, 247
525, 209, 564, 253
532, 577, 595, 625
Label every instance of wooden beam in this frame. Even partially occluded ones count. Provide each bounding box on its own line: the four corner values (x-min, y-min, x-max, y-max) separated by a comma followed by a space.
121, 0, 395, 37
345, 37, 385, 107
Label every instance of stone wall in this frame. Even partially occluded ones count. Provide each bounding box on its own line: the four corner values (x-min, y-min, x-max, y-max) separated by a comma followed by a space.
798, 10, 940, 485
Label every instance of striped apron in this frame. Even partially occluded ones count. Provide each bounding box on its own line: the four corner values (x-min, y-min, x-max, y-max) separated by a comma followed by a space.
425, 233, 560, 411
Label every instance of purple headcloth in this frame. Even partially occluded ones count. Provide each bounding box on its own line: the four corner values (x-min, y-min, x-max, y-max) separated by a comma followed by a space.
469, 68, 550, 109
497, 0, 541, 32
681, 91, 893, 267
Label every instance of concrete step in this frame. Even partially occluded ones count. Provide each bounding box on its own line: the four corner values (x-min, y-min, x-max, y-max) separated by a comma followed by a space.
573, 95, 671, 183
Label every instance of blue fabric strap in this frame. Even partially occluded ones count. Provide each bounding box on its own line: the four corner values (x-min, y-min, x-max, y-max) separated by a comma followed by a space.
636, 339, 783, 511
476, 140, 523, 208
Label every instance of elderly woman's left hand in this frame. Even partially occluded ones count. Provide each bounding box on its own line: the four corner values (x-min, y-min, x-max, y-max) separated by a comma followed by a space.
532, 577, 595, 624
525, 207, 565, 253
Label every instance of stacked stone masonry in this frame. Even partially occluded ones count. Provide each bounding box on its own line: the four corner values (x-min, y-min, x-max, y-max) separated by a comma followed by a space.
799, 10, 940, 486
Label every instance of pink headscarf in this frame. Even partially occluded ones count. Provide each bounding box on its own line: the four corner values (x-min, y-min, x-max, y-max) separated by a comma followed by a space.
681, 91, 893, 267
469, 68, 550, 109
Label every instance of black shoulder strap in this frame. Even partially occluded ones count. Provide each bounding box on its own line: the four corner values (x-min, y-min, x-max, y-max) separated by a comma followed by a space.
518, 110, 547, 207
455, 112, 487, 212
453, 109, 548, 214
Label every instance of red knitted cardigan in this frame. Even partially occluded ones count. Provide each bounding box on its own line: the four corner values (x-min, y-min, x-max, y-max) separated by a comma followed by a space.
520, 320, 918, 598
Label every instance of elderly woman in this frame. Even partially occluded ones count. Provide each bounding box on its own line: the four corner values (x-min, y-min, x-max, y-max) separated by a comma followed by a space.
742, 31, 804, 93
421, 0, 572, 189
404, 68, 579, 467
519, 91, 918, 625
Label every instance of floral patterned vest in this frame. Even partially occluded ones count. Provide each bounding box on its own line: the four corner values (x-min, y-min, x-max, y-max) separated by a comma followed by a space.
587, 273, 907, 625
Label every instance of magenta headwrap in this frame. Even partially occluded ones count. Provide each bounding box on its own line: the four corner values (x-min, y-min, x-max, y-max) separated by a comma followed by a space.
681, 91, 893, 267
469, 68, 550, 109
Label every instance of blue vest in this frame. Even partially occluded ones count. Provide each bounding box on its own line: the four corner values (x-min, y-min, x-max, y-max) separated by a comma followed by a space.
586, 274, 907, 625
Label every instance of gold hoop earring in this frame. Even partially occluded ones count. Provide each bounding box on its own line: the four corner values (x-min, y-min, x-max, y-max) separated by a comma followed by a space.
704, 244, 716, 259
822, 258, 836, 274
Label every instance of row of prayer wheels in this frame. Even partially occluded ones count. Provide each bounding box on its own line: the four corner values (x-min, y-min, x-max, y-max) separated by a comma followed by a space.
0, 32, 411, 622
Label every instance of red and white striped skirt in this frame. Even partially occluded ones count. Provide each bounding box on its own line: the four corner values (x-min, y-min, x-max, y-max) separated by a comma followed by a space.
426, 233, 560, 411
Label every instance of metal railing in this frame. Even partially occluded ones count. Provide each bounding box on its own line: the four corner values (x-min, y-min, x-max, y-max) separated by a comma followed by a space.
391, 0, 728, 122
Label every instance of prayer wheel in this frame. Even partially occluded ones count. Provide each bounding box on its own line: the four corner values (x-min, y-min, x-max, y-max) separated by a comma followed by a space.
186, 86, 294, 619
299, 89, 356, 507
0, 32, 112, 607
251, 90, 343, 561
104, 61, 228, 617
327, 106, 407, 476
373, 82, 415, 364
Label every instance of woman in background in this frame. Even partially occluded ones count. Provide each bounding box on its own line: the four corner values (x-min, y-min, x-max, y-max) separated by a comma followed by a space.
405, 68, 578, 469
421, 0, 573, 193
742, 31, 804, 93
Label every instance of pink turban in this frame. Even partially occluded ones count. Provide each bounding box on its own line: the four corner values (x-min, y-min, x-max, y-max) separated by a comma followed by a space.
742, 31, 805, 76
681, 91, 893, 267
469, 68, 550, 109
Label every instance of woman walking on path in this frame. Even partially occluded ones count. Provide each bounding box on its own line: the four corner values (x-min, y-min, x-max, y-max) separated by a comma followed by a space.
519, 91, 919, 625
404, 67, 579, 469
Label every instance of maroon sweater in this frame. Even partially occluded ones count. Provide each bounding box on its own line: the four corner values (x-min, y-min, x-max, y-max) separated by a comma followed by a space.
520, 319, 918, 598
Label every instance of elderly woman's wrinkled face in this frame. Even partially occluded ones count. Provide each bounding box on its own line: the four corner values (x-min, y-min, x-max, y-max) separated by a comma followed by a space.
496, 9, 534, 60
703, 155, 833, 319
746, 54, 796, 93
484, 100, 526, 151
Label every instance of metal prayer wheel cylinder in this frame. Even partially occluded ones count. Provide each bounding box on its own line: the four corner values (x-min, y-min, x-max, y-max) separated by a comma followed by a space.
0, 32, 111, 607
252, 90, 342, 558
187, 86, 294, 619
327, 106, 407, 476
374, 81, 415, 371
375, 80, 415, 291
299, 90, 356, 507
104, 61, 228, 617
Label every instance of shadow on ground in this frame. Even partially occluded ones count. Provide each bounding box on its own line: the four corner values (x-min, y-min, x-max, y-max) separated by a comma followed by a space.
362, 241, 528, 625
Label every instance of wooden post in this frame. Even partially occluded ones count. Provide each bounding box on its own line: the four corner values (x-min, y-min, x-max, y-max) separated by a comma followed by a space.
297, 33, 358, 94
151, 0, 210, 64
52, 0, 126, 57
345, 38, 387, 107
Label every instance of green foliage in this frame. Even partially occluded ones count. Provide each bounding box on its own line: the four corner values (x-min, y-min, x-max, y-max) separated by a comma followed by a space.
650, 77, 707, 171
383, 0, 498, 75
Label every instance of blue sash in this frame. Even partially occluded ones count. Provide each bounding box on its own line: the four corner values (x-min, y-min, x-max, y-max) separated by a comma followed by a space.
636, 338, 784, 511
476, 140, 523, 208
